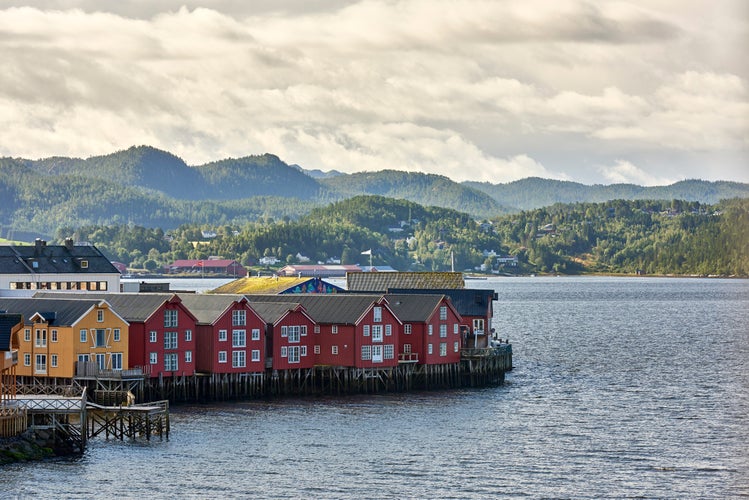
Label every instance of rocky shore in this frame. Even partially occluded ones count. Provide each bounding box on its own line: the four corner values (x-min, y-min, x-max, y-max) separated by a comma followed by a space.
0, 430, 74, 465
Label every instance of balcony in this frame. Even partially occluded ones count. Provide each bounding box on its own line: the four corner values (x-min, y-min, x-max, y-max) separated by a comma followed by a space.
398, 352, 419, 363
75, 361, 148, 380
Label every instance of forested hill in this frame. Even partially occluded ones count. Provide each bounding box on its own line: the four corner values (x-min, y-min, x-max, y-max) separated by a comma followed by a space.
465, 177, 749, 210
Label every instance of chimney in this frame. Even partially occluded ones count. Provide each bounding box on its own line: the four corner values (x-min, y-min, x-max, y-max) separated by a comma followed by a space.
65, 238, 75, 251
34, 238, 46, 255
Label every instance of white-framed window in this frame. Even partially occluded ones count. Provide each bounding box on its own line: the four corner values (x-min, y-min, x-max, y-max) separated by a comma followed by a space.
164, 353, 178, 371
185, 330, 192, 342
232, 310, 246, 326
314, 345, 321, 355
35, 329, 47, 348
331, 325, 338, 334
77, 354, 89, 363
373, 306, 382, 322
428, 343, 433, 355
164, 309, 178, 328
454, 323, 459, 334
94, 329, 106, 348
150, 352, 158, 364
164, 331, 178, 350
361, 345, 371, 360
24, 329, 31, 342
218, 351, 227, 363
301, 325, 308, 336
251, 349, 260, 362
440, 306, 447, 320
185, 350, 192, 363
51, 354, 58, 368
440, 324, 447, 338
363, 325, 370, 337
97, 309, 104, 322
113, 329, 120, 342
385, 324, 392, 336
454, 341, 460, 352
288, 346, 300, 364
232, 351, 245, 368
428, 325, 433, 336
440, 342, 447, 356
149, 331, 157, 343
300, 345, 307, 357
404, 324, 412, 335
314, 325, 320, 334
51, 329, 58, 342
281, 326, 288, 338
35, 354, 47, 373
384, 344, 394, 359
251, 329, 261, 341
24, 353, 31, 366
232, 329, 246, 348
403, 343, 412, 354
281, 346, 288, 358
332, 345, 338, 355
80, 329, 87, 343
288, 326, 300, 343
372, 345, 383, 363
219, 329, 227, 342
111, 353, 122, 370
372, 325, 383, 342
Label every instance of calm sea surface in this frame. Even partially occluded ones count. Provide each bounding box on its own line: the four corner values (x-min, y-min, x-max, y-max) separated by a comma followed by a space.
2, 277, 748, 499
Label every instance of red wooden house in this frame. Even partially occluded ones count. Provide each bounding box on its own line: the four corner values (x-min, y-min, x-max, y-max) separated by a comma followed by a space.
250, 302, 316, 371
178, 294, 266, 374
385, 293, 463, 365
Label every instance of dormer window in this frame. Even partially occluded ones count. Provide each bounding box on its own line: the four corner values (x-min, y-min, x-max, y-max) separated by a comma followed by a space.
80, 260, 89, 269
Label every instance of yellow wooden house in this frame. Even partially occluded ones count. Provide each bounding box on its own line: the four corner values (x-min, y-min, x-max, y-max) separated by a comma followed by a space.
0, 298, 129, 379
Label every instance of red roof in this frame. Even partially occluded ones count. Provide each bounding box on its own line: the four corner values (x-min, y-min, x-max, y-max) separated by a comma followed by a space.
171, 259, 240, 267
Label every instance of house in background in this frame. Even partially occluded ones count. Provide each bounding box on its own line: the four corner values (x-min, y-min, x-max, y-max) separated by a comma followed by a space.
210, 276, 343, 295
277, 264, 362, 278
0, 239, 121, 297
167, 259, 247, 277
346, 271, 465, 292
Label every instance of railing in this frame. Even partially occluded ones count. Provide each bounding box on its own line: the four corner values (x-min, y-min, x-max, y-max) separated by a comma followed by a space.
0, 405, 27, 437
398, 352, 419, 363
75, 361, 147, 379
461, 344, 511, 358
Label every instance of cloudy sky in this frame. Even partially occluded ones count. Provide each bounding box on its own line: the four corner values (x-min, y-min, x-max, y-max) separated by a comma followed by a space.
0, 1, 746, 185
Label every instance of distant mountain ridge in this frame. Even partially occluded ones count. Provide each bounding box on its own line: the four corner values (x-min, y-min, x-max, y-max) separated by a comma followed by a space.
1, 145, 747, 237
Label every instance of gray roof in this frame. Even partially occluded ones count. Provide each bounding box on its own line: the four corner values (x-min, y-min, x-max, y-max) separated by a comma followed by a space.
0, 242, 119, 275
250, 301, 305, 324
34, 292, 173, 322
246, 294, 384, 324
0, 313, 23, 351
388, 288, 496, 318
347, 272, 465, 292
177, 294, 245, 325
0, 298, 103, 326
384, 293, 447, 322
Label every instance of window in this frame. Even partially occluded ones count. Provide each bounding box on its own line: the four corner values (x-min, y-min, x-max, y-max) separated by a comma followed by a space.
440, 342, 447, 356
97, 353, 106, 370
78, 354, 89, 363
95, 329, 106, 347
232, 351, 245, 368
251, 350, 260, 362
372, 325, 383, 342
440, 306, 448, 320
440, 324, 447, 338
454, 341, 459, 352
111, 353, 122, 370
232, 330, 246, 348
287, 346, 300, 364
301, 325, 308, 336
361, 345, 372, 360
51, 354, 58, 368
219, 329, 227, 342
332, 325, 338, 334
372, 345, 383, 363
113, 329, 120, 342
24, 353, 31, 366
428, 325, 433, 336
404, 324, 412, 335
251, 329, 261, 341
185, 351, 192, 363
281, 346, 288, 358
288, 326, 300, 343
185, 330, 192, 342
314, 325, 320, 334
164, 353, 178, 371
150, 352, 158, 364
35, 329, 47, 347
35, 354, 47, 373
164, 309, 178, 328
300, 346, 307, 357
403, 343, 412, 354
232, 310, 246, 326
314, 345, 321, 355
150, 331, 157, 343
454, 323, 459, 334
24, 329, 31, 342
385, 324, 392, 336
281, 326, 288, 338
218, 351, 227, 363
97, 309, 104, 322
428, 343, 433, 355
363, 325, 370, 337
384, 344, 394, 360
51, 329, 58, 342
332, 345, 338, 355
80, 329, 87, 343
373, 306, 382, 322
164, 331, 178, 350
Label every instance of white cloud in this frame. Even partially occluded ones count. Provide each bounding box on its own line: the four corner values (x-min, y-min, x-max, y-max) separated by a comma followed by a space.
598, 160, 674, 186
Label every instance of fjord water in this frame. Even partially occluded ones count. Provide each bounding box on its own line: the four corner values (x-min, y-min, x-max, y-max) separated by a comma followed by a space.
2, 277, 748, 498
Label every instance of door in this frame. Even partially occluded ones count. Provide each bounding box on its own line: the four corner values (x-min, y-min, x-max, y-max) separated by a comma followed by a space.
372, 345, 383, 363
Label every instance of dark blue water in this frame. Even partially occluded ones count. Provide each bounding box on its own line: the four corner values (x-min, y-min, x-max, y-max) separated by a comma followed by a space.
2, 277, 748, 499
